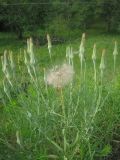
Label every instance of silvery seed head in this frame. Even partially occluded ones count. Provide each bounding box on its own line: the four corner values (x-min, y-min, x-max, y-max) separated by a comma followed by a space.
92, 44, 97, 61
16, 131, 21, 146
27, 38, 30, 53
29, 38, 35, 65
43, 68, 46, 82
29, 37, 33, 54
2, 50, 8, 73
79, 33, 85, 59
3, 78, 11, 100
24, 50, 29, 66
47, 34, 52, 52
66, 46, 70, 58
69, 47, 73, 59
100, 49, 105, 70
113, 41, 118, 56
9, 51, 15, 70
46, 64, 74, 88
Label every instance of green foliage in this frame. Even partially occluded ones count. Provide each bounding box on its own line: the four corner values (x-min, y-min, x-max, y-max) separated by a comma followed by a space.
98, 145, 112, 157
96, 0, 120, 32
0, 0, 120, 39
0, 32, 120, 159
47, 16, 71, 39
0, 0, 50, 38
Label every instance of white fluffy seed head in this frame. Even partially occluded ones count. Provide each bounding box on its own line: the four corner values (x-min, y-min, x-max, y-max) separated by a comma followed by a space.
113, 41, 118, 56
46, 64, 74, 88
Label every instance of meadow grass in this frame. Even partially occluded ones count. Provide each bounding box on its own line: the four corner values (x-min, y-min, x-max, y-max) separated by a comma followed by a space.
0, 32, 120, 160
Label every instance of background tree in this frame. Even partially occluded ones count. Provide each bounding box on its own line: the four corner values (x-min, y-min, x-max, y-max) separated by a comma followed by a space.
0, 0, 120, 39
96, 0, 120, 32
0, 0, 50, 39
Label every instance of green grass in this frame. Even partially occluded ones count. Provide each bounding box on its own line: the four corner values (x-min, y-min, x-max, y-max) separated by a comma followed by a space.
0, 31, 120, 160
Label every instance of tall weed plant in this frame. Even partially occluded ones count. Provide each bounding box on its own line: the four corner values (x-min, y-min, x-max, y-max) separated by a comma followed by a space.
0, 34, 119, 160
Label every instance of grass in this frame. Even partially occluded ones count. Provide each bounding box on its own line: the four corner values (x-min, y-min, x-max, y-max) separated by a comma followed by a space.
0, 31, 120, 160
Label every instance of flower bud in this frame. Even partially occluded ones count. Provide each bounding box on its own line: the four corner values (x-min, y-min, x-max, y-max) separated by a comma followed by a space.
100, 49, 105, 70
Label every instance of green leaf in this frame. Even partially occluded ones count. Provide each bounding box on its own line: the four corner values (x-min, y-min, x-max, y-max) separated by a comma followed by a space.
98, 144, 112, 157
47, 137, 63, 153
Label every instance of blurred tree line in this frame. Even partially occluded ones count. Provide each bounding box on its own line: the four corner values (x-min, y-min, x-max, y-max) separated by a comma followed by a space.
0, 0, 120, 39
